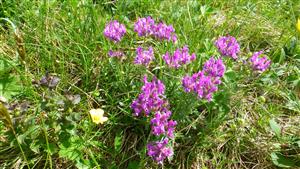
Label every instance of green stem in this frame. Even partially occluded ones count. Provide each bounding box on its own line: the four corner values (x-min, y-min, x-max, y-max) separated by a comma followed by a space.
88, 148, 101, 169
12, 128, 31, 169
42, 118, 53, 169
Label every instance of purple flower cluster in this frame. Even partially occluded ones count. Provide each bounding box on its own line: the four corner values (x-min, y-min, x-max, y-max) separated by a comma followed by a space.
182, 57, 225, 101
147, 138, 173, 164
249, 51, 271, 72
203, 57, 226, 84
163, 46, 196, 68
131, 76, 166, 116
152, 22, 177, 43
215, 35, 240, 59
182, 72, 217, 101
151, 109, 177, 138
131, 75, 176, 163
134, 46, 154, 66
103, 20, 126, 42
108, 50, 124, 58
134, 16, 155, 36
134, 17, 177, 43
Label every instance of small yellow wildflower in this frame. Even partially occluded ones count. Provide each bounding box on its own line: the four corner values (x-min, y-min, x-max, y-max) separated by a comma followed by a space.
89, 109, 108, 124
297, 19, 300, 32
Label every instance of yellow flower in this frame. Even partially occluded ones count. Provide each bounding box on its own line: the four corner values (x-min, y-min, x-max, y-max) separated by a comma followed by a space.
297, 19, 300, 32
89, 109, 108, 124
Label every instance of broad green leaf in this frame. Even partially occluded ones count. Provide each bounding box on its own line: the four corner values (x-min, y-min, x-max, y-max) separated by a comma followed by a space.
271, 152, 296, 168
269, 119, 281, 137
0, 60, 21, 100
75, 160, 89, 169
59, 144, 81, 161
114, 131, 123, 153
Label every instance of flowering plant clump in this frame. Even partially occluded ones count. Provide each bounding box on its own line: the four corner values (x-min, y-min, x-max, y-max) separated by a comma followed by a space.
162, 45, 196, 68
215, 35, 240, 59
131, 75, 176, 163
131, 76, 166, 116
134, 46, 154, 66
182, 57, 226, 101
147, 138, 173, 164
103, 20, 126, 42
134, 17, 177, 43
134, 16, 155, 36
103, 16, 271, 165
249, 51, 271, 72
108, 50, 124, 58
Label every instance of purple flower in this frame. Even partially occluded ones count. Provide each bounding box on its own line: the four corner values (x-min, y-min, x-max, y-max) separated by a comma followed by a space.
163, 45, 196, 68
203, 57, 225, 78
134, 46, 154, 66
134, 17, 178, 43
203, 57, 226, 85
152, 22, 177, 43
147, 138, 173, 164
215, 36, 240, 59
108, 50, 124, 58
150, 110, 177, 138
134, 16, 155, 36
249, 51, 271, 72
182, 71, 218, 101
131, 76, 167, 116
103, 20, 126, 42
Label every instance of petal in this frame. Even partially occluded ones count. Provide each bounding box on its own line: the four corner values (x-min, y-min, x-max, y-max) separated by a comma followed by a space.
100, 117, 108, 124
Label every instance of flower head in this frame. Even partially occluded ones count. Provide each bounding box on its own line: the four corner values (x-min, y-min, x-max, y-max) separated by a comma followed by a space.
215, 35, 240, 59
134, 46, 154, 66
134, 16, 155, 36
203, 57, 225, 78
131, 76, 167, 116
150, 109, 177, 138
147, 138, 173, 164
163, 45, 196, 68
103, 20, 126, 42
152, 22, 177, 43
182, 71, 218, 101
89, 109, 108, 124
203, 57, 226, 85
297, 19, 300, 32
108, 50, 124, 58
249, 51, 271, 72
133, 17, 177, 43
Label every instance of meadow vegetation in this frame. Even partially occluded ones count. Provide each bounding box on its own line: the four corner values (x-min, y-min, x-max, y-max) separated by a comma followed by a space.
0, 0, 300, 168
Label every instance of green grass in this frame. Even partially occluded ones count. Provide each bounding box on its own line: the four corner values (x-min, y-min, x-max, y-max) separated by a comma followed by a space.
0, 0, 300, 168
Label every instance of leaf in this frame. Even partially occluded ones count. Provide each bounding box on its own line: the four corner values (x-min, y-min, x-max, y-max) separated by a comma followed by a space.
114, 131, 123, 153
271, 152, 296, 168
59, 144, 81, 161
279, 48, 286, 64
127, 161, 140, 169
269, 119, 281, 137
0, 60, 21, 100
75, 160, 89, 169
